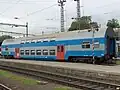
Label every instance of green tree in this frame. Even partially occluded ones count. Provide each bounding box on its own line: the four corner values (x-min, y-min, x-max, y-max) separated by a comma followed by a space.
107, 18, 120, 28
68, 16, 98, 31
0, 35, 13, 44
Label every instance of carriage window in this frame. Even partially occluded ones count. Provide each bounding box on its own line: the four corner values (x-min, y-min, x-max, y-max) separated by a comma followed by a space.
61, 46, 64, 52
21, 41, 25, 44
50, 40, 55, 42
94, 41, 100, 48
36, 40, 41, 43
43, 40, 48, 42
36, 50, 41, 55
26, 40, 30, 44
5, 47, 8, 51
50, 50, 56, 55
31, 40, 36, 43
82, 42, 90, 48
43, 50, 48, 55
25, 50, 29, 55
31, 50, 35, 55
57, 46, 61, 52
20, 50, 24, 55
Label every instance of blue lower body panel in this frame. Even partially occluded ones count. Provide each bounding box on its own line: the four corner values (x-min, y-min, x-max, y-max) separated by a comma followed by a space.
2, 50, 105, 61
65, 50, 105, 59
2, 51, 15, 56
20, 56, 56, 61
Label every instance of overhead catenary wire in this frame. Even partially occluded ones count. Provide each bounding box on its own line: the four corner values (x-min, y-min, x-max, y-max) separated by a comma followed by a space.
0, 0, 23, 16
0, 1, 55, 4
0, 27, 36, 36
20, 4, 57, 19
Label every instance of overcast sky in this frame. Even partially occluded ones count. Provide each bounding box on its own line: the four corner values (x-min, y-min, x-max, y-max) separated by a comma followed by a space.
0, 0, 120, 36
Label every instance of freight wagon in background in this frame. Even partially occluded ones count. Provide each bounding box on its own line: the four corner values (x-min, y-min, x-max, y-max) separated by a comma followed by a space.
1, 27, 116, 64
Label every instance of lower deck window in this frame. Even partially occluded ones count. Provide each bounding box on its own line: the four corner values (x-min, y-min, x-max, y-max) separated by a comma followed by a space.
20, 50, 24, 55
25, 50, 29, 55
36, 50, 41, 55
43, 50, 48, 55
50, 50, 55, 55
31, 50, 35, 55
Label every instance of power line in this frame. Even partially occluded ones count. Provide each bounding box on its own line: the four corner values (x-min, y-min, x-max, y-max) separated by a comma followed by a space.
0, 0, 23, 16
0, 1, 55, 4
20, 4, 57, 18
0, 27, 36, 36
95, 0, 120, 9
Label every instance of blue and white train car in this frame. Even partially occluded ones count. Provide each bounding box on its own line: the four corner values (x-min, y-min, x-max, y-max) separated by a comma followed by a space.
1, 27, 116, 63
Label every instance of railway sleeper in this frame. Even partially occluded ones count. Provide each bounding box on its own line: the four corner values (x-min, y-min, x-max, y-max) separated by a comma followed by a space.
0, 65, 120, 90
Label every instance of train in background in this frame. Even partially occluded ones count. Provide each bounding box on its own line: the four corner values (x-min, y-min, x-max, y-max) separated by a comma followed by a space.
1, 27, 116, 64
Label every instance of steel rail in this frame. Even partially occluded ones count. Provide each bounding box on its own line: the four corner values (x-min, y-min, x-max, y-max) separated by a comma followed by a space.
0, 84, 12, 90
0, 64, 119, 90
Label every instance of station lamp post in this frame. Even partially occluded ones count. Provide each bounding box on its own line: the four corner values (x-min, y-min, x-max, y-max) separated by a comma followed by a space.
14, 17, 28, 37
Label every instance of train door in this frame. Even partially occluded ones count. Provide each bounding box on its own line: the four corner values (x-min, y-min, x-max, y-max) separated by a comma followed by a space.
15, 48, 20, 59
106, 36, 116, 57
57, 45, 65, 61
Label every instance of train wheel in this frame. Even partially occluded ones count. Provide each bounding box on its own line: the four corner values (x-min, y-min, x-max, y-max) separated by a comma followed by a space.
69, 57, 73, 62
72, 58, 77, 63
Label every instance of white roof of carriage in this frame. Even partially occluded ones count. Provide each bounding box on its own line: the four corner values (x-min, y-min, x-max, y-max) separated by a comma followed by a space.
57, 28, 106, 40
22, 28, 107, 40
2, 28, 107, 45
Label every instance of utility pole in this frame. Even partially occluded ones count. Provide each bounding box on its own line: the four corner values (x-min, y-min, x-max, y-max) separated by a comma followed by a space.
26, 22, 28, 37
92, 26, 95, 63
14, 17, 29, 37
74, 0, 81, 30
90, 22, 99, 64
74, 0, 81, 21
58, 0, 66, 32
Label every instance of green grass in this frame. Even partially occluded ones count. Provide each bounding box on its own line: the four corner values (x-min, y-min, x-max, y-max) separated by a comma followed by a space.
116, 60, 120, 65
54, 87, 71, 90
0, 70, 38, 85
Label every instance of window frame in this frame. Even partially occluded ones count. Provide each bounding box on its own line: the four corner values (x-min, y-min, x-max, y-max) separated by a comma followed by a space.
25, 50, 29, 55
20, 50, 24, 55
36, 40, 41, 43
21, 40, 25, 44
82, 41, 90, 49
36, 50, 41, 55
57, 46, 61, 52
94, 41, 100, 48
49, 50, 56, 55
43, 49, 48, 55
31, 50, 35, 55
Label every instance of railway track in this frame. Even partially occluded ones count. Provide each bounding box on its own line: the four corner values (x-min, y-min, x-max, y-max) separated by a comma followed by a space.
0, 64, 120, 90
0, 84, 12, 90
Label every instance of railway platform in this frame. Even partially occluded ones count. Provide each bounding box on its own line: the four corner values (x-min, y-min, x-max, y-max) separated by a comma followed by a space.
0, 59, 120, 85
0, 59, 120, 74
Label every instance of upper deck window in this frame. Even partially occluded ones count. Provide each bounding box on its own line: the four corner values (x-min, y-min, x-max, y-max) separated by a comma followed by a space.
21, 40, 25, 44
94, 41, 100, 48
82, 42, 90, 48
36, 40, 41, 43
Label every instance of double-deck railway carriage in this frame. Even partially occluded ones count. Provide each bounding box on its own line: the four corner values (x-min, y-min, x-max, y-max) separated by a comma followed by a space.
1, 27, 116, 64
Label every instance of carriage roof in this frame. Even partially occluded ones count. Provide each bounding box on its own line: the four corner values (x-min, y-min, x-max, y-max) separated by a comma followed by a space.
2, 27, 115, 45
